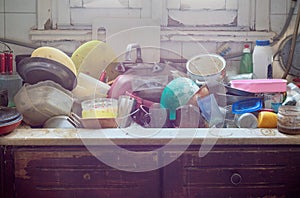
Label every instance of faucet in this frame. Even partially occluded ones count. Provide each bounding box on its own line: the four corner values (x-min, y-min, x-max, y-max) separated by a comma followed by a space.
125, 43, 143, 63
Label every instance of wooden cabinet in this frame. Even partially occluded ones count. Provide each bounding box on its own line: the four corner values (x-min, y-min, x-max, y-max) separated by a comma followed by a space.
3, 146, 161, 198
0, 146, 4, 198
163, 145, 300, 198
2, 145, 300, 198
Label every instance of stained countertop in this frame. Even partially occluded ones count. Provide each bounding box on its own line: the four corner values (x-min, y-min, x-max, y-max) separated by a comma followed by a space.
1, 126, 300, 146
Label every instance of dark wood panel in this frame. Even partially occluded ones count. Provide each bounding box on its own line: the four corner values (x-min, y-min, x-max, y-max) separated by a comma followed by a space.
0, 146, 4, 198
12, 146, 161, 198
3, 146, 14, 198
163, 145, 300, 198
184, 186, 299, 198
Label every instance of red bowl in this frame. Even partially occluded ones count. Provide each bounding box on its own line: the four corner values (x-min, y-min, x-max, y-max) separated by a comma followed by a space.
0, 115, 23, 135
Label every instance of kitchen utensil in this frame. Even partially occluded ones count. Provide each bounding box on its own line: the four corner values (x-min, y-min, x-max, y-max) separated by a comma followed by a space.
214, 93, 263, 106
71, 40, 104, 71
230, 79, 287, 93
148, 103, 171, 128
175, 104, 203, 128
160, 77, 199, 120
124, 91, 155, 108
80, 118, 118, 129
232, 98, 263, 114
43, 115, 78, 129
76, 40, 117, 79
0, 114, 23, 135
0, 74, 22, 107
223, 84, 255, 96
14, 80, 74, 127
108, 74, 168, 103
258, 111, 278, 128
197, 94, 225, 127
17, 57, 77, 91
72, 72, 110, 101
277, 105, 300, 134
0, 107, 21, 124
0, 88, 8, 107
81, 98, 118, 119
31, 46, 77, 75
234, 113, 258, 128
116, 95, 136, 128
186, 53, 226, 82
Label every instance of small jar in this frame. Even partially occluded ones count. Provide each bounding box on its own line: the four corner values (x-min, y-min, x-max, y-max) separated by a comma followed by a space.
277, 106, 300, 135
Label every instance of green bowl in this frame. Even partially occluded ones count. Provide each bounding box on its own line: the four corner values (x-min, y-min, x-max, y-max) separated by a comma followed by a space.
160, 77, 199, 120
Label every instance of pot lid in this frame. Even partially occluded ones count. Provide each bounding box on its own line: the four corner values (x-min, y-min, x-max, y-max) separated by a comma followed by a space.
0, 107, 21, 124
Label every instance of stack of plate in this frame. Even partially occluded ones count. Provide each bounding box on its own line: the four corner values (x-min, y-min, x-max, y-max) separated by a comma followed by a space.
0, 107, 23, 135
17, 47, 78, 91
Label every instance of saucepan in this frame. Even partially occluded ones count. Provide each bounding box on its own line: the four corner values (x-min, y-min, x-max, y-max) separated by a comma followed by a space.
43, 115, 81, 128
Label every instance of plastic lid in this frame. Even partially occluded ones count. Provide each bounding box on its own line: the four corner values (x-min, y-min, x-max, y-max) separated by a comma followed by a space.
243, 44, 251, 53
256, 40, 270, 46
232, 98, 263, 114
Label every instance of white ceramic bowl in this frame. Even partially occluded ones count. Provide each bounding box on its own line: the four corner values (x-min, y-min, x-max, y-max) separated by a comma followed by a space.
186, 54, 226, 82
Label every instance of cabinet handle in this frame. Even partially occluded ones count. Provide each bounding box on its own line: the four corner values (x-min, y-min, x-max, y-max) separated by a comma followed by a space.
83, 173, 91, 181
230, 173, 242, 185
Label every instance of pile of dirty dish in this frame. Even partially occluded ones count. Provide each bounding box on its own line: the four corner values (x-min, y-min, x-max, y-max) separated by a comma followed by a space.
13, 40, 116, 128
11, 41, 294, 133
0, 90, 23, 135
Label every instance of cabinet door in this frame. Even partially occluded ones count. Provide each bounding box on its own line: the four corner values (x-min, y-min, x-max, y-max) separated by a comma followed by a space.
0, 146, 4, 198
12, 146, 160, 198
163, 145, 300, 198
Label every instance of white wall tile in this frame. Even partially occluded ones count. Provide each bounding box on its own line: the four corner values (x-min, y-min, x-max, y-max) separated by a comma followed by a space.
5, 13, 36, 43
180, 0, 226, 10
160, 41, 182, 59
226, 0, 238, 10
0, 13, 4, 37
83, 0, 129, 8
182, 42, 217, 60
255, 0, 270, 30
70, 0, 83, 7
5, 0, 36, 13
271, 15, 287, 35
0, 0, 4, 12
167, 0, 180, 9
168, 10, 237, 26
129, 0, 143, 8
271, 0, 287, 14
71, 8, 141, 25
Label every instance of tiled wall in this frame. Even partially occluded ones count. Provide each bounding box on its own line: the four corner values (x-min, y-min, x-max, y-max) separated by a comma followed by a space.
0, 0, 36, 42
0, 0, 297, 78
0, 0, 36, 54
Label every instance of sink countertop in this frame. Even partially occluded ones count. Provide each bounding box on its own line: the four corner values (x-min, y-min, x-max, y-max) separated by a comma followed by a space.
1, 127, 300, 146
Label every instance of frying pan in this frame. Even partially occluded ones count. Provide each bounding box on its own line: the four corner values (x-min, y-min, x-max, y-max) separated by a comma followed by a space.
17, 57, 77, 91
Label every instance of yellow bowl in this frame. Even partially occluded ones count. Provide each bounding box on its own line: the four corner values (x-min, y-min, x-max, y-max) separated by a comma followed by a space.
31, 46, 77, 75
257, 111, 277, 128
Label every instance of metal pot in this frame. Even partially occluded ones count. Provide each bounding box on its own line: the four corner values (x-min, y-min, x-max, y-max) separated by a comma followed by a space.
43, 115, 79, 128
